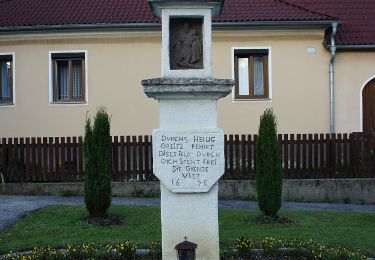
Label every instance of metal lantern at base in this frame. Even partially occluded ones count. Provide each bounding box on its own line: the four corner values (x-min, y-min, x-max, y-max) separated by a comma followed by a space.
175, 237, 197, 260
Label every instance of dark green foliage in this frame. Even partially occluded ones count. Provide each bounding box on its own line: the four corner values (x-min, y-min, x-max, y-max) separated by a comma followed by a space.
256, 108, 282, 218
84, 107, 112, 218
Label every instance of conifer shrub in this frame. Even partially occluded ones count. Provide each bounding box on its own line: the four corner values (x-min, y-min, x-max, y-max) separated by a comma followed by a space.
84, 107, 112, 218
256, 108, 282, 218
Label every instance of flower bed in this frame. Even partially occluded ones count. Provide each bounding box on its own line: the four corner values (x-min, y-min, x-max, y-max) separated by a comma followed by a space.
224, 236, 369, 259
2, 237, 370, 260
2, 241, 161, 260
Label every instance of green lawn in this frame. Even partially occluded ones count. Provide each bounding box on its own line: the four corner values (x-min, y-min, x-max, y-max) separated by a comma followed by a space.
0, 205, 374, 255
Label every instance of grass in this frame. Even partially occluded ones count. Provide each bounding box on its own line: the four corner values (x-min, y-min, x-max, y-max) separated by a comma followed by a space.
0, 206, 161, 253
0, 205, 374, 255
220, 209, 375, 252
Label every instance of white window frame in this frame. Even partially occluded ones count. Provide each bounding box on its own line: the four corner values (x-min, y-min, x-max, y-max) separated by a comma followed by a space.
0, 52, 16, 107
231, 47, 272, 103
49, 50, 88, 106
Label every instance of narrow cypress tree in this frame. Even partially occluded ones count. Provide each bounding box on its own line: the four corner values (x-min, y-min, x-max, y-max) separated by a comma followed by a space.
84, 107, 112, 218
256, 108, 282, 218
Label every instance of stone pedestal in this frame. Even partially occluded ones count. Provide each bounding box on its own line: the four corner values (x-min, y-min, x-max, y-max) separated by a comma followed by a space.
143, 1, 232, 259
142, 78, 234, 259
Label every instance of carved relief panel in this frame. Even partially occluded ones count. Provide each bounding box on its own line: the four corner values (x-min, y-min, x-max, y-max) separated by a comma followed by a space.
169, 17, 204, 70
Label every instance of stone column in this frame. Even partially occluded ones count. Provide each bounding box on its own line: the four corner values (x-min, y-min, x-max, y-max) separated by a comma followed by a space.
142, 1, 234, 259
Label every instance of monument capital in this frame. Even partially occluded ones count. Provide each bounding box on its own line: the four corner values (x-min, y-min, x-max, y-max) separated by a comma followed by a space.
148, 0, 224, 17
142, 77, 234, 100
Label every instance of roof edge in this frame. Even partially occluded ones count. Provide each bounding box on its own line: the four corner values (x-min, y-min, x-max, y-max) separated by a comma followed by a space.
335, 45, 375, 51
213, 20, 339, 30
0, 20, 340, 35
0, 23, 162, 34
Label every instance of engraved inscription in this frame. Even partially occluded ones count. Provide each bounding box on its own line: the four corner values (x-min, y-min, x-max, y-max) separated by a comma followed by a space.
153, 130, 224, 193
169, 18, 203, 70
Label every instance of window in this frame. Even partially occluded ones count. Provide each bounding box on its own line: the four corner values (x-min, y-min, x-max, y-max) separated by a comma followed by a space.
51, 52, 86, 103
0, 54, 13, 104
234, 49, 269, 100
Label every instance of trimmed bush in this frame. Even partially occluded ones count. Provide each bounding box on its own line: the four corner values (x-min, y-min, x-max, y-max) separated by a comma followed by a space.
256, 108, 282, 218
84, 107, 112, 218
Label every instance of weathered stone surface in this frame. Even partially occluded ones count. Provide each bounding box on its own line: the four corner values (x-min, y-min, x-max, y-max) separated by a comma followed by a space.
142, 77, 235, 99
153, 129, 225, 193
142, 77, 235, 86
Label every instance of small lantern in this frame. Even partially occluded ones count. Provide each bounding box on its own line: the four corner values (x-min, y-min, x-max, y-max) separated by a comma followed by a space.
175, 237, 197, 260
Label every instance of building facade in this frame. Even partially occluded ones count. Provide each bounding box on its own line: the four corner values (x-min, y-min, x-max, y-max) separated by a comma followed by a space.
0, 0, 374, 137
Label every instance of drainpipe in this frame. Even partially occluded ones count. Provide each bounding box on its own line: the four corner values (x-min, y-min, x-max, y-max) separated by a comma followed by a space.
329, 22, 338, 133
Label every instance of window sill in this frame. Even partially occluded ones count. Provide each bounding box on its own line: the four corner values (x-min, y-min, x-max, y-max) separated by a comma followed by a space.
232, 98, 272, 103
50, 101, 88, 106
0, 103, 15, 107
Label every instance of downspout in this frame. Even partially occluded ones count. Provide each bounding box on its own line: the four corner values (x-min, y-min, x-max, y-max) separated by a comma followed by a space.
329, 22, 338, 133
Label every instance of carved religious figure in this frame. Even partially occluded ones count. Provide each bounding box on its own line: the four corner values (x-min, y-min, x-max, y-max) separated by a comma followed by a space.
172, 22, 202, 69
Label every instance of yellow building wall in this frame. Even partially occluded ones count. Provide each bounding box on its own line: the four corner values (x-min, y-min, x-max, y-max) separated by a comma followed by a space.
0, 32, 162, 137
0, 30, 368, 137
335, 52, 375, 133
213, 31, 330, 134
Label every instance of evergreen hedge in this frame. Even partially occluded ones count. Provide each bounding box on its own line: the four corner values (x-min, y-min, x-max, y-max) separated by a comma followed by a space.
256, 108, 282, 218
84, 107, 112, 218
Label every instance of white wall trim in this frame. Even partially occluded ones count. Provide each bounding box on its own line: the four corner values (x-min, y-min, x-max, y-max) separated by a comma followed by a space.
0, 52, 16, 108
231, 46, 272, 103
359, 75, 375, 132
48, 50, 88, 106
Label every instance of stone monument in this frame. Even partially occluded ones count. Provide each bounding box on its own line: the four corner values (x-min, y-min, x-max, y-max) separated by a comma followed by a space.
142, 1, 235, 259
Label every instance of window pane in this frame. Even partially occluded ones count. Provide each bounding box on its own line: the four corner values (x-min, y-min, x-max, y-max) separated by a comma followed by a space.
0, 61, 12, 101
253, 56, 264, 96
56, 61, 69, 101
238, 58, 249, 96
72, 60, 83, 99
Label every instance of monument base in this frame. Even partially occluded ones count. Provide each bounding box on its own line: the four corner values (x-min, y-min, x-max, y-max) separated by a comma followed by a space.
161, 183, 219, 260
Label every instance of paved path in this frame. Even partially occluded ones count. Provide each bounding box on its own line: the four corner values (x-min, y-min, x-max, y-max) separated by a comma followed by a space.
1, 195, 375, 231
